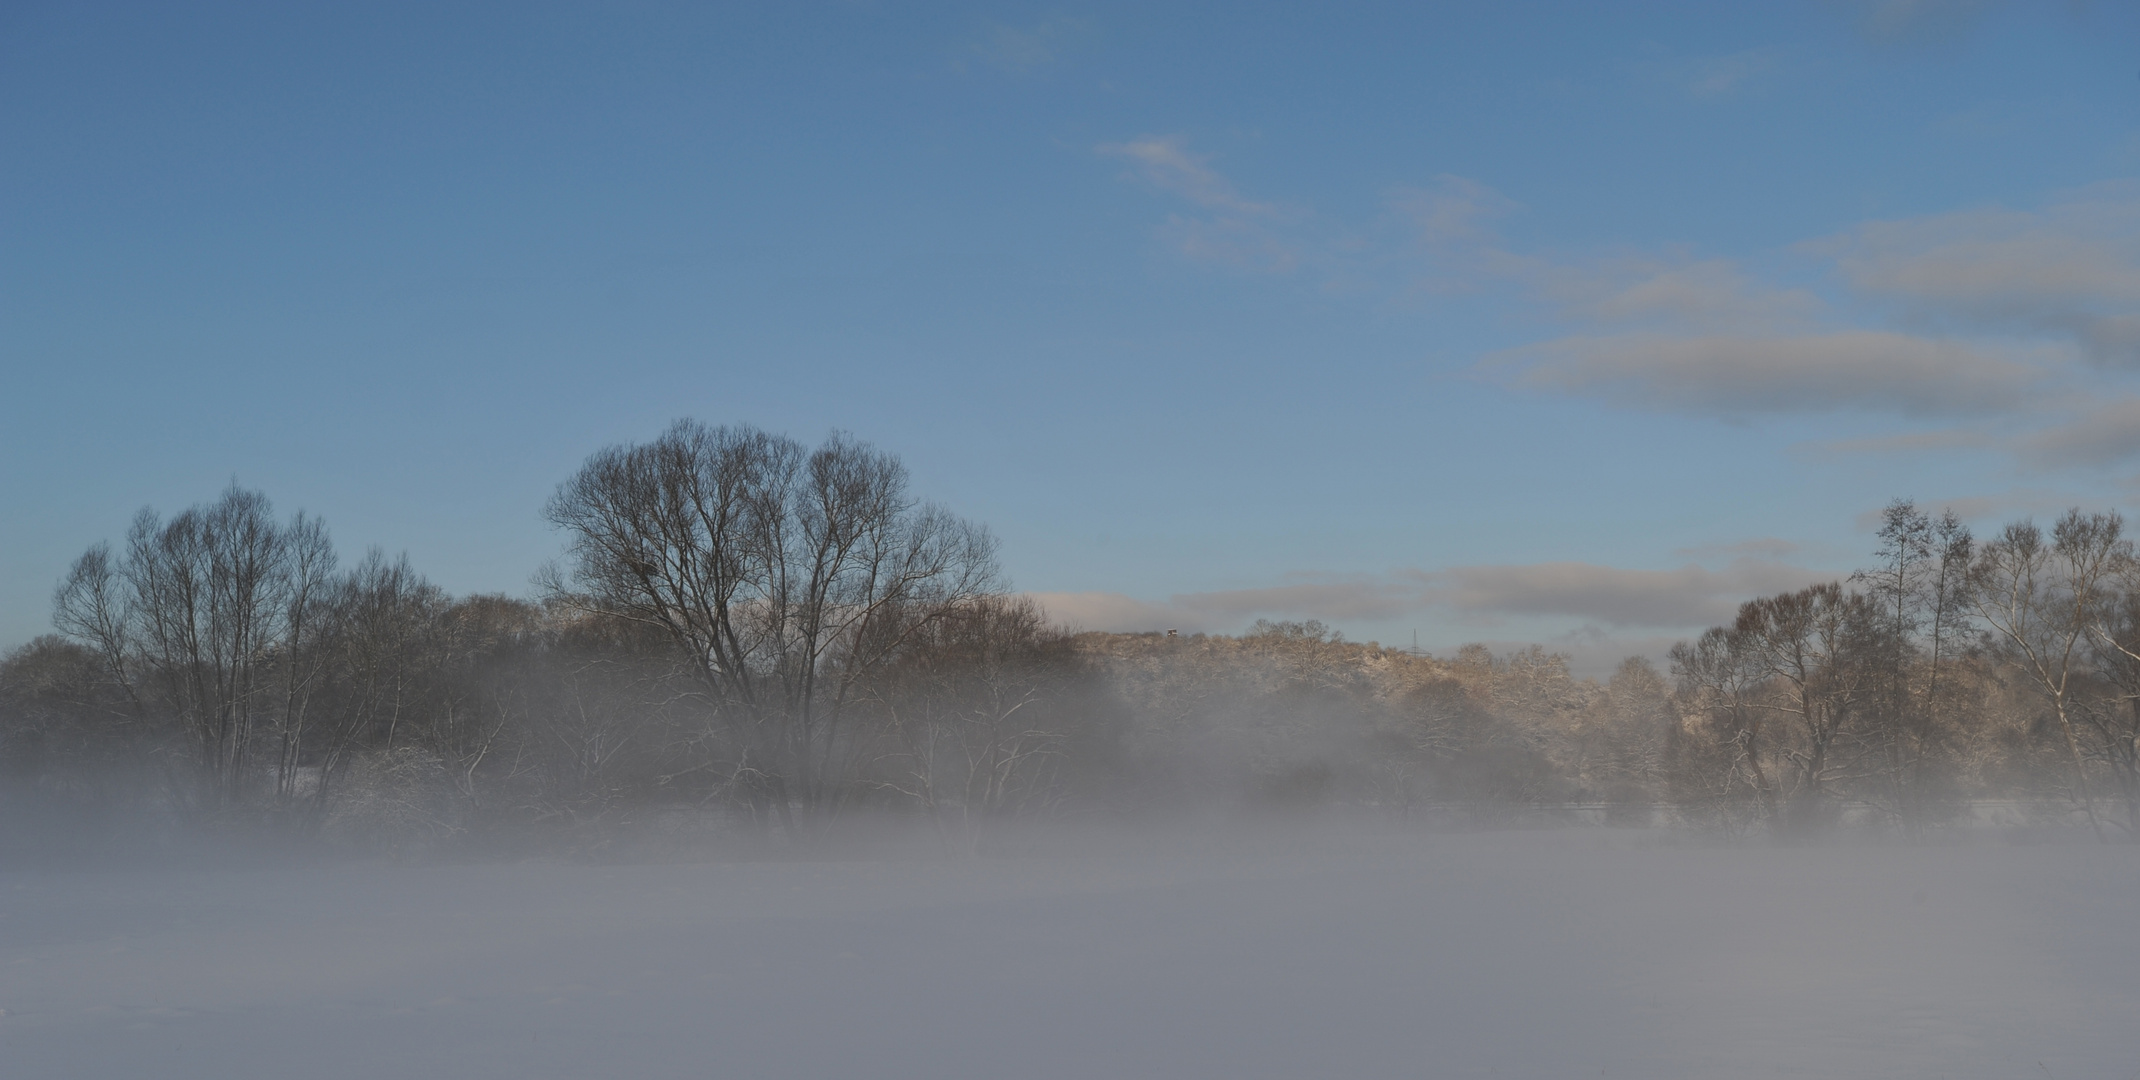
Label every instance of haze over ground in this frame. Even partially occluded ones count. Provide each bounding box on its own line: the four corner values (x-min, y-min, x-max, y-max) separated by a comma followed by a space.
8, 2, 2140, 671
5, 828, 2137, 1079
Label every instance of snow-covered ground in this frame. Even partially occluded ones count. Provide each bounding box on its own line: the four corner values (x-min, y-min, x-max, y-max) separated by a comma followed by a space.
2, 826, 2135, 1079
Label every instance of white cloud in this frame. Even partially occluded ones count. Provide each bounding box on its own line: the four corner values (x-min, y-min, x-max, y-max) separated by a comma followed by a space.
1670, 537, 1803, 562
1030, 578, 1421, 633
1035, 556, 1832, 640
1812, 186, 2140, 361
1159, 214, 1300, 273
2019, 397, 2140, 468
1098, 139, 2140, 482
1847, 489, 2081, 530
1427, 559, 1829, 629
1484, 189, 2140, 468
1170, 581, 1416, 622
1025, 591, 1210, 634
1031, 573, 1420, 633
1507, 253, 1823, 331
1499, 331, 2051, 417
1098, 136, 1276, 217
1099, 136, 1314, 272
1390, 176, 1517, 245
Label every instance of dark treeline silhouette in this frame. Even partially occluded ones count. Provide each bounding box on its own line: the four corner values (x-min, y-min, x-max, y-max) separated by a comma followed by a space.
6, 424, 2139, 850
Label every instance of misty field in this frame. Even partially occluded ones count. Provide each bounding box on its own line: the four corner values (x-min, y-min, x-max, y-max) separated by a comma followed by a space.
2, 828, 2134, 1080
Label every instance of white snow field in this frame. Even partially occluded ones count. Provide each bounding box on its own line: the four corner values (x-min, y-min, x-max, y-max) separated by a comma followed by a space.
1, 827, 2135, 1079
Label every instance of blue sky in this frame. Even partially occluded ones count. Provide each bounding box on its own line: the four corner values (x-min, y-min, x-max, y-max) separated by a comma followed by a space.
7, 1, 2140, 670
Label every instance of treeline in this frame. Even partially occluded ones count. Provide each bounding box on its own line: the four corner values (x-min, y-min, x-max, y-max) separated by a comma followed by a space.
1670, 502, 2140, 841
3, 422, 2137, 850
0, 423, 1118, 852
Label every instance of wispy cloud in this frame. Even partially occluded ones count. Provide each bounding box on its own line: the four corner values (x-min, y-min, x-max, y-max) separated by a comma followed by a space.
1671, 537, 1803, 562
1098, 136, 1276, 217
1685, 49, 1776, 97
1170, 581, 1415, 622
1426, 559, 1829, 629
1098, 135, 2140, 485
1029, 575, 1422, 633
1390, 175, 1517, 245
1847, 0, 2000, 44
1028, 578, 1417, 633
1477, 191, 2140, 465
969, 19, 1085, 73
1104, 146, 1520, 284
1848, 488, 2082, 530
2019, 396, 2140, 467
1496, 331, 2052, 417
1503, 252, 1823, 331
1799, 427, 1999, 457
1809, 184, 2140, 362
1033, 555, 1833, 638
1098, 136, 1310, 271
1026, 591, 1207, 633
1158, 215, 1301, 273
1799, 404, 2140, 475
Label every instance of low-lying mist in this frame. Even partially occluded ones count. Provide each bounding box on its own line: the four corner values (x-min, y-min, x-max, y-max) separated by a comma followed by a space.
10, 430, 2140, 1075
3, 821, 2135, 1079
16, 429, 2140, 856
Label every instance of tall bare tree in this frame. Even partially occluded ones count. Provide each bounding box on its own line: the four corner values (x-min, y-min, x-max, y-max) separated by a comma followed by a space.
271, 516, 336, 803
2077, 555, 2140, 837
543, 421, 999, 832
1669, 623, 1775, 824
54, 488, 300, 806
1735, 583, 1883, 827
1970, 510, 2128, 841
1855, 501, 1933, 826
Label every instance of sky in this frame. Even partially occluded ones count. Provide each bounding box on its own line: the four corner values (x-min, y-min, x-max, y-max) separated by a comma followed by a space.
6, 0, 2140, 672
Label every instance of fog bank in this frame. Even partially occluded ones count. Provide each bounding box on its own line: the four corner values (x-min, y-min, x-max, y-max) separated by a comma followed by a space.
3, 827, 2134, 1079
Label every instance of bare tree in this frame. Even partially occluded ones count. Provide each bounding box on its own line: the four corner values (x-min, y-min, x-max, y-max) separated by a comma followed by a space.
48, 488, 357, 813
0, 636, 153, 814
1849, 502, 1976, 833
1970, 511, 2128, 841
270, 516, 336, 803
2075, 554, 2140, 837
1731, 583, 1883, 828
56, 489, 302, 806
52, 543, 140, 714
1584, 656, 1672, 814
1925, 511, 1975, 738
305, 549, 449, 814
870, 595, 1079, 835
542, 421, 1000, 834
1669, 624, 1775, 826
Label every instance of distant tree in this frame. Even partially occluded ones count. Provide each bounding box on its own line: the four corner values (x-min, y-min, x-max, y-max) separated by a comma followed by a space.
0, 635, 150, 812
1732, 582, 1883, 828
1583, 656, 1672, 813
52, 486, 333, 808
306, 550, 450, 814
1670, 623, 1774, 827
2075, 554, 2140, 837
1851, 501, 1974, 832
869, 595, 1095, 835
